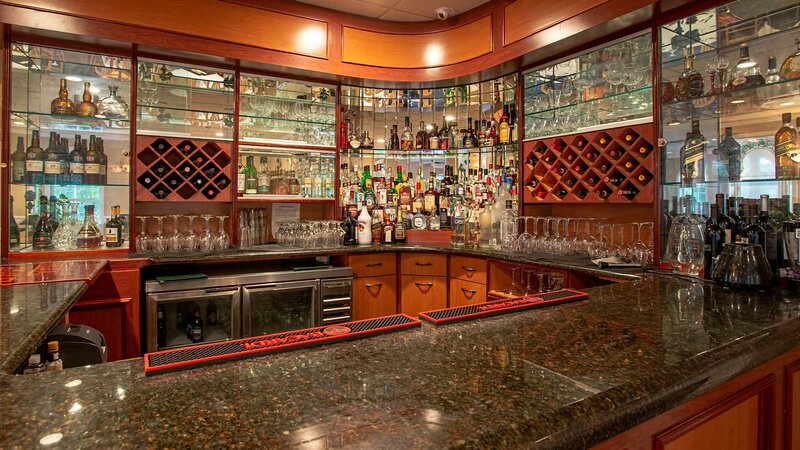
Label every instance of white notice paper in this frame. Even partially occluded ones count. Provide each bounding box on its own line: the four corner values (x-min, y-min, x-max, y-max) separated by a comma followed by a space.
271, 203, 300, 238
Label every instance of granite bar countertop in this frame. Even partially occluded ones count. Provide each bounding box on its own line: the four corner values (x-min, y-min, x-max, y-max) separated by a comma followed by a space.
135, 243, 643, 281
0, 281, 89, 374
2, 274, 799, 448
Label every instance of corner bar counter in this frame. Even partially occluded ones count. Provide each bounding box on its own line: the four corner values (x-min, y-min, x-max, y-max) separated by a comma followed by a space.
2, 0, 800, 448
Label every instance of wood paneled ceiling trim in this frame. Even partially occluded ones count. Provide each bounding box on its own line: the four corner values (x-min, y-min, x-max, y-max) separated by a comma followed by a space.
504, 0, 612, 46
342, 15, 493, 69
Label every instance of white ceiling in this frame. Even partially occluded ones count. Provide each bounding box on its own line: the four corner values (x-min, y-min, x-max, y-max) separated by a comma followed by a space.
296, 0, 491, 22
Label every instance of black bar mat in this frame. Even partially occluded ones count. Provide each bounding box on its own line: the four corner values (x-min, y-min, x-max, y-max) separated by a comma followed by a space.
419, 289, 588, 325
145, 314, 421, 375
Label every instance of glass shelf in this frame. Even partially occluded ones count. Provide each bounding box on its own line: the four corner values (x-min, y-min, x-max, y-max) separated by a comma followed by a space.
11, 43, 132, 83
523, 32, 653, 140
10, 111, 130, 135
10, 181, 129, 187
238, 113, 335, 126
237, 145, 336, 199
340, 142, 518, 157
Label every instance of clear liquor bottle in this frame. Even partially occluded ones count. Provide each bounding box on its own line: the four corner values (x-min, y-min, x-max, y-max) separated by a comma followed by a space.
76, 204, 102, 249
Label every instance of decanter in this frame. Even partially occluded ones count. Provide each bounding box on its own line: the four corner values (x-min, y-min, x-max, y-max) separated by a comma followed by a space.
675, 49, 703, 101
663, 196, 705, 276
76, 204, 102, 249
780, 36, 800, 81
76, 82, 98, 117
50, 78, 75, 115
97, 85, 130, 119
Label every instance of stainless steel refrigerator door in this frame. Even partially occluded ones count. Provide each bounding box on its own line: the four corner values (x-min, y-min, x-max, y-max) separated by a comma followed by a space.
242, 280, 319, 337
146, 286, 241, 353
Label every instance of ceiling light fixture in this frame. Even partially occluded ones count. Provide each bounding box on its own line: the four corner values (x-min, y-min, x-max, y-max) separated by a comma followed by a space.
730, 99, 745, 104
64, 76, 82, 82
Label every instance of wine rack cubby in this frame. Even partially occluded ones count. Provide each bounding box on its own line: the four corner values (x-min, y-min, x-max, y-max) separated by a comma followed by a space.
135, 136, 233, 202
522, 124, 655, 204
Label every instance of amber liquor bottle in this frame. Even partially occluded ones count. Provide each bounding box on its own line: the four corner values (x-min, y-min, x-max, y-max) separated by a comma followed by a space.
675, 50, 703, 101
775, 113, 799, 179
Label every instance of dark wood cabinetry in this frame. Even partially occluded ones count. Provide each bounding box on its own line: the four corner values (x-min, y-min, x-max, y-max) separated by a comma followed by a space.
400, 276, 447, 317
351, 275, 397, 321
787, 360, 800, 450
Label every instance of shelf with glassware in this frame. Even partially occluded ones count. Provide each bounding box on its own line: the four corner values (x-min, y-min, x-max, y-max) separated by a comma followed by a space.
136, 59, 235, 140
239, 74, 336, 147
522, 123, 655, 204
236, 145, 336, 201
522, 32, 653, 141
657, 0, 800, 284
7, 43, 133, 254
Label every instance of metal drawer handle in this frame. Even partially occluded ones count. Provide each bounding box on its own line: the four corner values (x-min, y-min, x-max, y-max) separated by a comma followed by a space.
364, 283, 382, 288
461, 266, 477, 272
365, 262, 383, 267
415, 282, 433, 287
415, 262, 433, 266
462, 288, 478, 294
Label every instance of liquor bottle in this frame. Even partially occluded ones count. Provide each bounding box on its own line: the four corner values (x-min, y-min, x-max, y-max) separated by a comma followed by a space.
237, 159, 245, 194
758, 195, 778, 274
32, 196, 54, 250
401, 117, 414, 150
508, 103, 516, 142
58, 137, 69, 183
51, 78, 75, 115
9, 196, 19, 249
46, 342, 62, 372
775, 113, 799, 179
439, 118, 450, 149
681, 121, 706, 183
618, 186, 640, 200
728, 197, 745, 240
361, 131, 374, 149
76, 204, 102, 249
604, 175, 624, 185
11, 137, 26, 183
438, 186, 451, 229
499, 200, 517, 244
704, 204, 725, 280
363, 177, 376, 210
765, 56, 781, 84
424, 172, 439, 214
157, 305, 167, 348
471, 120, 481, 148
412, 179, 424, 214
499, 105, 510, 144
428, 123, 440, 150
49, 195, 59, 231
714, 193, 734, 244
416, 121, 427, 149
342, 208, 358, 245
188, 309, 203, 343
25, 130, 45, 185
244, 156, 257, 194
371, 207, 383, 244
43, 132, 61, 184
394, 213, 407, 243
466, 207, 480, 248
257, 157, 270, 194
716, 127, 742, 182
357, 202, 372, 245
412, 208, 426, 230
779, 36, 800, 81
382, 213, 395, 244
76, 82, 98, 116
637, 172, 652, 184
743, 204, 766, 250
97, 137, 108, 185
84, 135, 101, 184
675, 49, 704, 101
105, 205, 123, 248
728, 44, 766, 90
448, 122, 459, 150
463, 118, 474, 148
389, 125, 400, 150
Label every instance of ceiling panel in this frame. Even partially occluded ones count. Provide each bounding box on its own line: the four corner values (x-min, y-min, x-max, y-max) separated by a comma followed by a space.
295, 0, 492, 22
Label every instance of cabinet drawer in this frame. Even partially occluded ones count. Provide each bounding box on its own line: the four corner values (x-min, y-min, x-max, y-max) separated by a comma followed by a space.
449, 279, 487, 308
400, 253, 447, 276
449, 255, 487, 284
350, 253, 396, 278
400, 276, 447, 317
352, 275, 397, 321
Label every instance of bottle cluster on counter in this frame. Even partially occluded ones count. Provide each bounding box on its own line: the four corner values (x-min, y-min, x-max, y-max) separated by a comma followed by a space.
23, 341, 62, 374
237, 155, 335, 198
339, 160, 519, 247
25, 195, 125, 251
10, 130, 110, 186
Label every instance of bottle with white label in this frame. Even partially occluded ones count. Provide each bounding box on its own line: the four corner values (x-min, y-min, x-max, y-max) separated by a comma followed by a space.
25, 130, 45, 184
357, 202, 372, 245
84, 135, 101, 184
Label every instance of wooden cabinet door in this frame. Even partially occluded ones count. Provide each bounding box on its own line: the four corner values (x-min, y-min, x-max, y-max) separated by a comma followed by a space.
352, 275, 397, 321
68, 300, 126, 362
788, 361, 800, 450
449, 278, 487, 307
400, 276, 447, 317
654, 377, 774, 450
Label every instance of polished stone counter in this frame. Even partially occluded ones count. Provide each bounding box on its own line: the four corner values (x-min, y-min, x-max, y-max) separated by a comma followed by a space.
2, 275, 799, 448
136, 243, 642, 281
0, 281, 88, 374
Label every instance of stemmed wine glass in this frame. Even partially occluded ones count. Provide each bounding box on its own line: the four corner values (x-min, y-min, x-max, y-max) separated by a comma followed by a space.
151, 216, 167, 253
136, 216, 150, 253
199, 214, 215, 252
183, 215, 199, 253
167, 214, 182, 253
215, 215, 230, 251
705, 54, 719, 94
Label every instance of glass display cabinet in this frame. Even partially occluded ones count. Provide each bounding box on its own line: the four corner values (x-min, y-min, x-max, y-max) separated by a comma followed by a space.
239, 74, 336, 147
136, 59, 235, 140
237, 146, 336, 200
523, 32, 653, 140
657, 0, 800, 264
339, 75, 518, 204
8, 43, 132, 253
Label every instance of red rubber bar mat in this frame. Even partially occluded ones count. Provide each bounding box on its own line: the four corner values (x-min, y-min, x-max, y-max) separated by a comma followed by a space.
419, 289, 588, 326
144, 314, 421, 376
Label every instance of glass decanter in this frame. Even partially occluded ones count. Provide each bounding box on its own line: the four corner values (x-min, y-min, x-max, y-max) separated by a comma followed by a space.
97, 85, 130, 119
663, 196, 705, 276
76, 204, 102, 249
50, 78, 75, 115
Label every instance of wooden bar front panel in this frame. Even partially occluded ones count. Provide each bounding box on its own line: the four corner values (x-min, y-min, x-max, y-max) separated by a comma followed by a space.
449, 278, 487, 308
400, 276, 447, 317
400, 253, 447, 277
352, 275, 397, 321
349, 253, 396, 278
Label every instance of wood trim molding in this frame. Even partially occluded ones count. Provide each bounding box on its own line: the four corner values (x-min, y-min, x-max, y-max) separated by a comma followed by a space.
341, 16, 493, 69
504, 0, 612, 46
653, 375, 775, 450
785, 360, 800, 450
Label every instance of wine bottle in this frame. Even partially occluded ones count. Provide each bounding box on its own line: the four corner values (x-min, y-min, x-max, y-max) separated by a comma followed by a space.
758, 195, 778, 274
43, 132, 61, 185
11, 137, 26, 183
105, 205, 123, 248
84, 135, 101, 184
715, 193, 734, 244
9, 195, 19, 249
32, 196, 54, 250
704, 204, 725, 280
25, 130, 45, 184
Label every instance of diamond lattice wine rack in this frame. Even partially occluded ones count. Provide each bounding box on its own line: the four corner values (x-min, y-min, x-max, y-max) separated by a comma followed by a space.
135, 136, 233, 202
522, 124, 655, 203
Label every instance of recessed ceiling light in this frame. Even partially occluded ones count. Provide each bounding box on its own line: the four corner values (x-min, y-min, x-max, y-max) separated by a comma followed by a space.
779, 101, 796, 107
39, 433, 63, 446
215, 132, 224, 137
730, 99, 745, 104
445, 115, 455, 122
64, 76, 82, 82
